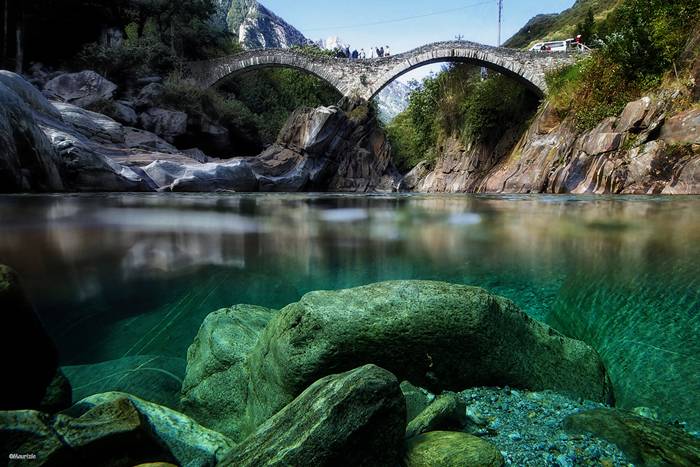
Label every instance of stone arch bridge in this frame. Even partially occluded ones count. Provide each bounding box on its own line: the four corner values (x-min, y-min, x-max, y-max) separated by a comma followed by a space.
185, 41, 581, 100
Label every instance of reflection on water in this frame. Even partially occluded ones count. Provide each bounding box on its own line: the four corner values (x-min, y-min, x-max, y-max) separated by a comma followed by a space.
0, 193, 698, 427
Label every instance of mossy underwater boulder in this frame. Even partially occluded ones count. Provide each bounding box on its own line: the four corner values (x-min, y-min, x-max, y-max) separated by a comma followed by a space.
403, 431, 504, 467
244, 281, 613, 430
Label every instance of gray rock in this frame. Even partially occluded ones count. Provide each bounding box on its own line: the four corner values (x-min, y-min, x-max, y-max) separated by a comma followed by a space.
70, 392, 234, 467
659, 108, 700, 145
0, 70, 63, 120
124, 126, 179, 154
182, 148, 210, 163
401, 381, 431, 422
244, 281, 613, 431
0, 265, 71, 411
112, 101, 138, 126
63, 355, 186, 410
135, 83, 164, 109
139, 108, 188, 143
52, 102, 125, 144
181, 305, 276, 440
143, 160, 258, 192
0, 78, 64, 192
221, 364, 406, 467
617, 97, 652, 133
44, 70, 118, 108
405, 392, 467, 439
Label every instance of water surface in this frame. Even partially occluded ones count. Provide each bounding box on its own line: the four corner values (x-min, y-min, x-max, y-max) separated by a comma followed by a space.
0, 193, 697, 427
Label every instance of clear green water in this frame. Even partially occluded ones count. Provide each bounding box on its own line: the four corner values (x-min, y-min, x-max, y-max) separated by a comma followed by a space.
0, 193, 698, 427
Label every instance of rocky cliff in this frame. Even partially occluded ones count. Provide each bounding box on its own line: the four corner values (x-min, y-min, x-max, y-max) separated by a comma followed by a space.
402, 94, 700, 195
220, 0, 308, 49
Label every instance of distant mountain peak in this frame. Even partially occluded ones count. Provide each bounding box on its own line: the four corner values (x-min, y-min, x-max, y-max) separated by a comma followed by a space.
215, 0, 309, 50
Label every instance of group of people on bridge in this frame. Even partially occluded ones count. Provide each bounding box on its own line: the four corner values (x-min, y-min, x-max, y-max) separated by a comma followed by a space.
334, 45, 391, 60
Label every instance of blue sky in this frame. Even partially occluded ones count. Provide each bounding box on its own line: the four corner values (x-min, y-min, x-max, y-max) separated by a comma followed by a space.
263, 0, 575, 52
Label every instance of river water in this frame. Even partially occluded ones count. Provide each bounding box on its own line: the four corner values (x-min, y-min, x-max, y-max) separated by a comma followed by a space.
0, 193, 698, 428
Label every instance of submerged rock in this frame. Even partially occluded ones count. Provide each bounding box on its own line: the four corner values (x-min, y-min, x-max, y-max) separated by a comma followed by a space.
405, 392, 467, 439
181, 305, 277, 440
243, 280, 613, 431
70, 392, 234, 467
564, 408, 700, 466
221, 364, 406, 467
403, 431, 504, 467
0, 265, 71, 411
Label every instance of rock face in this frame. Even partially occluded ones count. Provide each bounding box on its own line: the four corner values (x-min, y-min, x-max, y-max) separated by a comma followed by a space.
223, 0, 308, 49
243, 281, 613, 432
138, 108, 188, 143
248, 100, 400, 192
144, 159, 258, 192
405, 97, 700, 194
181, 305, 277, 440
564, 408, 700, 466
221, 364, 406, 467
44, 70, 118, 107
0, 265, 71, 412
403, 431, 504, 467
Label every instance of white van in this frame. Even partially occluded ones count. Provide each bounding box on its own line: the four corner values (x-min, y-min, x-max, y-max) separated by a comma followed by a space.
529, 40, 568, 52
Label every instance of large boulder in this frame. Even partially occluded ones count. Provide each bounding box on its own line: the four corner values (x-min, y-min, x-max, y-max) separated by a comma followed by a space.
0, 77, 63, 192
403, 431, 504, 467
138, 108, 188, 143
564, 408, 700, 466
143, 160, 258, 192
52, 102, 125, 144
44, 70, 118, 108
0, 265, 71, 411
244, 281, 613, 430
181, 305, 276, 440
221, 364, 406, 467
70, 392, 234, 467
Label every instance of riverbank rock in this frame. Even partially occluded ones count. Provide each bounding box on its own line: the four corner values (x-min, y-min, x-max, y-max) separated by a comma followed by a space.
564, 408, 700, 466
0, 76, 64, 192
244, 281, 613, 431
44, 70, 117, 108
181, 305, 277, 440
70, 392, 234, 467
0, 265, 71, 411
405, 392, 467, 439
138, 108, 188, 143
144, 159, 258, 192
403, 431, 504, 467
221, 364, 406, 467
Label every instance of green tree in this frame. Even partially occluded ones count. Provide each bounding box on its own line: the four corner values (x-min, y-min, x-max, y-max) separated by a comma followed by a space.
576, 8, 595, 44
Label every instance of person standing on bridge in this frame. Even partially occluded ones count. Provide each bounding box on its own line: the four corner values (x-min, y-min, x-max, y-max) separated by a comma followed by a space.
360, 49, 366, 59
385, 46, 391, 57
378, 46, 384, 58
352, 49, 359, 60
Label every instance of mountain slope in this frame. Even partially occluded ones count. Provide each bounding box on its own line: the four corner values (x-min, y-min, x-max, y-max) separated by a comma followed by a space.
504, 0, 621, 48
217, 0, 309, 49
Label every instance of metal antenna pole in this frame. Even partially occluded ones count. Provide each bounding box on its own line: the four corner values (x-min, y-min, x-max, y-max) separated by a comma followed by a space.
497, 0, 503, 46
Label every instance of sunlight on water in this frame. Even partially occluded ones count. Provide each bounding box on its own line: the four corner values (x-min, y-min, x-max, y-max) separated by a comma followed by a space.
0, 193, 698, 428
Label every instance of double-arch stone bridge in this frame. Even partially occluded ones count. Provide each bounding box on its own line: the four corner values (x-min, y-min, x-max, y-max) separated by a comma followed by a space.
185, 40, 581, 100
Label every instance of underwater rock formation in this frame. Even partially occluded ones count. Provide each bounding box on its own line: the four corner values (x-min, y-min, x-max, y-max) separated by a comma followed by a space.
564, 408, 700, 466
0, 265, 71, 412
181, 304, 277, 440
405, 392, 467, 439
221, 364, 406, 467
403, 431, 504, 467
243, 281, 613, 431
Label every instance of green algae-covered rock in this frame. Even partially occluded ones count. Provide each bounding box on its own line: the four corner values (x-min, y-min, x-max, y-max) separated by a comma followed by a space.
405, 392, 467, 439
244, 281, 613, 431
222, 364, 406, 467
180, 304, 276, 440
0, 265, 71, 411
403, 431, 504, 467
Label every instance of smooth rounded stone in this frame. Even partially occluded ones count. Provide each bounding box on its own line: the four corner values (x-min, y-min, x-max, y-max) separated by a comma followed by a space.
71, 392, 234, 467
62, 355, 186, 409
112, 101, 138, 126
221, 364, 406, 467
0, 70, 63, 120
0, 265, 71, 411
0, 77, 64, 192
1, 398, 176, 466
403, 431, 504, 467
405, 392, 467, 439
44, 70, 118, 108
144, 160, 259, 192
124, 126, 179, 154
138, 108, 188, 143
244, 281, 613, 431
564, 408, 700, 466
181, 305, 277, 440
135, 83, 164, 109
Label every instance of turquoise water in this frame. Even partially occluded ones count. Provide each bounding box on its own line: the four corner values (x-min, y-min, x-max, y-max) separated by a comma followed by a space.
0, 193, 698, 427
